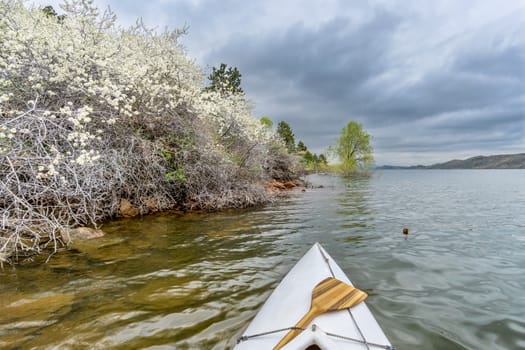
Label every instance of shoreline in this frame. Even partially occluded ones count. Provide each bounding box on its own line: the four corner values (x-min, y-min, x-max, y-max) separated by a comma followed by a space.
1, 178, 307, 267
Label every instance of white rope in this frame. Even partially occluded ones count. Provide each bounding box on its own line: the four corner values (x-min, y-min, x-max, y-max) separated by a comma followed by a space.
237, 326, 304, 343
237, 324, 395, 349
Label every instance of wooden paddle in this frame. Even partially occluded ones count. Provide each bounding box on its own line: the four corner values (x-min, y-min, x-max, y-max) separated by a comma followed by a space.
273, 277, 367, 350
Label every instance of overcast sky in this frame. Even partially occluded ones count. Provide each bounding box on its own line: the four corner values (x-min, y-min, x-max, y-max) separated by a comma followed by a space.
33, 0, 525, 165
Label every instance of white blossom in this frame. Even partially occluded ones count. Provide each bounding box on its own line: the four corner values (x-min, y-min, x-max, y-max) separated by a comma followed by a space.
0, 0, 291, 261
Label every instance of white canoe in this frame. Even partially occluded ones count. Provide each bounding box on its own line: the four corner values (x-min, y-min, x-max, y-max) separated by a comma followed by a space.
234, 242, 394, 350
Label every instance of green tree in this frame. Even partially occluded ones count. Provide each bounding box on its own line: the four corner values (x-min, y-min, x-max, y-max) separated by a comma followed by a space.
303, 150, 314, 163
318, 153, 328, 166
41, 5, 65, 23
296, 140, 307, 153
204, 63, 243, 95
301, 151, 323, 172
312, 153, 320, 171
276, 121, 296, 152
42, 5, 57, 17
260, 116, 273, 129
336, 121, 373, 174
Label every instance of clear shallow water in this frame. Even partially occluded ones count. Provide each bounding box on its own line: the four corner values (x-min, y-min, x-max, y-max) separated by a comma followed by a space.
1, 170, 525, 349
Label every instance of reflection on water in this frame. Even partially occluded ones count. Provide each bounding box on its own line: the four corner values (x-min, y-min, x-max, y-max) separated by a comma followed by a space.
1, 171, 525, 349
337, 175, 374, 232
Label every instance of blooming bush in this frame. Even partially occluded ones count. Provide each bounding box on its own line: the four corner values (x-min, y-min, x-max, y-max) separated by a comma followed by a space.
0, 0, 297, 264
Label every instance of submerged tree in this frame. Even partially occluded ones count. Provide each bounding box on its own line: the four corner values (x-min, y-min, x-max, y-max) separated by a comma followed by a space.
335, 121, 373, 174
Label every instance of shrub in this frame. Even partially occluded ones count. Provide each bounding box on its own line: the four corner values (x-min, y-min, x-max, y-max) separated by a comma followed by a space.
0, 0, 297, 264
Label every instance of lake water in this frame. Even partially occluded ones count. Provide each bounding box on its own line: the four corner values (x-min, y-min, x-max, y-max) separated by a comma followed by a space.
1, 170, 525, 349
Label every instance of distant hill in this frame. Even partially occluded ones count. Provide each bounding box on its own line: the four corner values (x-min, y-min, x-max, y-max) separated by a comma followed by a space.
428, 153, 525, 169
379, 153, 525, 169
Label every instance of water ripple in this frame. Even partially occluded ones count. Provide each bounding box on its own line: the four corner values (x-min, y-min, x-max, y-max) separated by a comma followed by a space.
1, 170, 525, 349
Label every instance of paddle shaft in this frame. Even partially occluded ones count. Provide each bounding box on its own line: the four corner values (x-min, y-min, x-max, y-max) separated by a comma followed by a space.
273, 306, 321, 350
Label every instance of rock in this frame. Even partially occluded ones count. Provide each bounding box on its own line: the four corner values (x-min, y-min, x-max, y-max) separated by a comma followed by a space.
119, 199, 139, 217
265, 179, 306, 192
70, 237, 131, 261
271, 180, 286, 190
3, 292, 74, 324
63, 227, 105, 243
143, 197, 160, 212
283, 181, 296, 189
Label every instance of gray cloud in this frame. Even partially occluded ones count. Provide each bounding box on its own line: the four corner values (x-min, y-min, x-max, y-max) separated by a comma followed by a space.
31, 0, 525, 165
205, 5, 525, 165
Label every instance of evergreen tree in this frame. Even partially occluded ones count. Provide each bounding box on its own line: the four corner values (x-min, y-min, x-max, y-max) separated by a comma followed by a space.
42, 5, 57, 17
41, 5, 65, 23
205, 63, 243, 95
296, 140, 307, 152
318, 153, 328, 166
276, 121, 296, 152
303, 150, 314, 163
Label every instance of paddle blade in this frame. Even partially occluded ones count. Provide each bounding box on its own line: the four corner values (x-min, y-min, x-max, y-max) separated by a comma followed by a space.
273, 278, 367, 350
312, 277, 368, 312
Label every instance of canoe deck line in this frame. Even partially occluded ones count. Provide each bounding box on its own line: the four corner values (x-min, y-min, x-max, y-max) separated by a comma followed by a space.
234, 243, 395, 350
